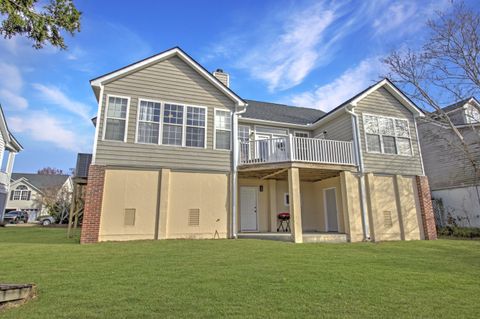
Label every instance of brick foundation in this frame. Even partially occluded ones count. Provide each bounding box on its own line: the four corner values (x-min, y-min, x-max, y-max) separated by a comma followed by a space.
80, 165, 106, 244
416, 176, 437, 240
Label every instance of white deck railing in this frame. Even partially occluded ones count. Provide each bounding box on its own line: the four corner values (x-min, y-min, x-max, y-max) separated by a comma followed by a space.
239, 136, 356, 166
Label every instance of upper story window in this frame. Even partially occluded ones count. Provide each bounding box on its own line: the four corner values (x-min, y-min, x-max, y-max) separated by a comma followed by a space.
10, 185, 31, 201
137, 100, 161, 144
162, 103, 184, 146
104, 96, 129, 141
238, 125, 250, 142
364, 114, 412, 156
215, 110, 231, 150
465, 106, 480, 124
186, 106, 206, 147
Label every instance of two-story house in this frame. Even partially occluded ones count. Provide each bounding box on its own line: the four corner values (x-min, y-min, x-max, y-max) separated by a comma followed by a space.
418, 97, 480, 227
6, 173, 73, 222
0, 105, 22, 222
80, 47, 436, 244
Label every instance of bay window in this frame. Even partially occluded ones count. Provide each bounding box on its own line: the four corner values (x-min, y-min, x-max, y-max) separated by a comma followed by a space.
104, 96, 129, 141
215, 110, 231, 150
364, 114, 412, 156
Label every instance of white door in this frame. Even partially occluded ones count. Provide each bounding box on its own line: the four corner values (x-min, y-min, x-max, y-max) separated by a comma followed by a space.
325, 188, 339, 232
240, 187, 258, 231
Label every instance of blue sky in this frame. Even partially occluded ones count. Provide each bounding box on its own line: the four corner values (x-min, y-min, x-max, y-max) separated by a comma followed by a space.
0, 0, 469, 173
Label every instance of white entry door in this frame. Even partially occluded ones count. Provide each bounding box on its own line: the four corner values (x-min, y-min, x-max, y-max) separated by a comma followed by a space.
240, 187, 258, 232
324, 188, 339, 232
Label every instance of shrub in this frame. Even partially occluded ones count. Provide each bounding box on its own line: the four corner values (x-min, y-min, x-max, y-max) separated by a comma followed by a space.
437, 226, 480, 238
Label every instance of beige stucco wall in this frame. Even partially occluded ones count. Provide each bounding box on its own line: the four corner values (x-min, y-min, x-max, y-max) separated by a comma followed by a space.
167, 171, 230, 239
99, 169, 159, 241
365, 173, 423, 242
340, 172, 364, 242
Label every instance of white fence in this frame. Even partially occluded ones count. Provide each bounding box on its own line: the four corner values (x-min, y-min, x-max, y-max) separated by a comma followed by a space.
239, 136, 356, 166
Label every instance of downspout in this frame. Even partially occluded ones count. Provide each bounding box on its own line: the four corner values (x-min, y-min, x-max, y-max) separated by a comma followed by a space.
345, 105, 371, 241
231, 104, 247, 239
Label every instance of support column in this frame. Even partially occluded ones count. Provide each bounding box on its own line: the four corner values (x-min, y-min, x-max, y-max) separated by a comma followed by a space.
364, 173, 377, 241
157, 168, 171, 240
288, 167, 303, 243
268, 179, 277, 232
80, 165, 106, 244
340, 171, 364, 242
5, 151, 16, 178
416, 176, 437, 240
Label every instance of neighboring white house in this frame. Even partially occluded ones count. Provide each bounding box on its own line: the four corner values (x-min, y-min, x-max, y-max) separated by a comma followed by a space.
0, 105, 23, 222
6, 173, 73, 222
418, 97, 480, 227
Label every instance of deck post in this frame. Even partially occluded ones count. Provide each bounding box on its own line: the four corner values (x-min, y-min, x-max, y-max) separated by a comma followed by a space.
268, 179, 277, 232
288, 167, 303, 243
288, 134, 294, 161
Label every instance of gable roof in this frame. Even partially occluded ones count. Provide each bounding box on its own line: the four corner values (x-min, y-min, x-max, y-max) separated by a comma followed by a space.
241, 100, 325, 125
0, 105, 22, 152
90, 47, 246, 107
442, 96, 479, 113
11, 173, 70, 190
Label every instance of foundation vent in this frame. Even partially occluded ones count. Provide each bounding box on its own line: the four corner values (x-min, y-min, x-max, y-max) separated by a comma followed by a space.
124, 208, 136, 226
188, 209, 200, 226
383, 211, 393, 228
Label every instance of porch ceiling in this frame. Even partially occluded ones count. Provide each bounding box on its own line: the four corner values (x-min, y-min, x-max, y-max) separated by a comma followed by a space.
238, 166, 341, 182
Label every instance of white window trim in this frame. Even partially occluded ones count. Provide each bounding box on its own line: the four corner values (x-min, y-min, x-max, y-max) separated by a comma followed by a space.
362, 113, 414, 157
161, 101, 208, 149
102, 94, 131, 143
185, 104, 208, 149
254, 125, 289, 138
135, 98, 162, 145
214, 108, 232, 151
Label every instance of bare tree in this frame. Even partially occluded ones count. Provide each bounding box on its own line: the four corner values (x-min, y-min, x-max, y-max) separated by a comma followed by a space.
33, 184, 71, 223
383, 1, 480, 189
37, 167, 65, 175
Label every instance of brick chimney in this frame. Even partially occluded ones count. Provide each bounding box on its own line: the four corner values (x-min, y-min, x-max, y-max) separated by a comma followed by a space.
213, 69, 229, 87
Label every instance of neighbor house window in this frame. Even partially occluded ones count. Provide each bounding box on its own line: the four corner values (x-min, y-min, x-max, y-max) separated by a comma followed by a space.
10, 185, 31, 201
215, 110, 231, 150
104, 96, 129, 141
137, 100, 161, 144
364, 114, 412, 156
186, 106, 206, 147
162, 103, 184, 146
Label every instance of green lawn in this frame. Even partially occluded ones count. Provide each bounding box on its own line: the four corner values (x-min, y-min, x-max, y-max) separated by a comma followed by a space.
1, 228, 479, 318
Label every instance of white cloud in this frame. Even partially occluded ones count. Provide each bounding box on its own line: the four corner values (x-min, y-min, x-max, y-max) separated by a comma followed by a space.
9, 113, 87, 152
235, 2, 342, 91
32, 84, 92, 121
289, 57, 384, 111
0, 63, 28, 109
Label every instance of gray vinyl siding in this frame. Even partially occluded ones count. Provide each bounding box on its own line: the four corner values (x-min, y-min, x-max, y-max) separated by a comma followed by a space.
95, 56, 235, 171
418, 122, 480, 190
448, 109, 466, 125
313, 112, 353, 141
356, 87, 423, 176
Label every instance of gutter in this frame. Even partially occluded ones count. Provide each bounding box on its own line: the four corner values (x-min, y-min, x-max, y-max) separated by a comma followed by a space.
231, 104, 247, 239
344, 105, 371, 241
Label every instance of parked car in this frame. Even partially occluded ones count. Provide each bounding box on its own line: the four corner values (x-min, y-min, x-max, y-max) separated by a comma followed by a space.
3, 211, 28, 224
37, 215, 56, 226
